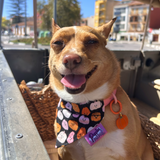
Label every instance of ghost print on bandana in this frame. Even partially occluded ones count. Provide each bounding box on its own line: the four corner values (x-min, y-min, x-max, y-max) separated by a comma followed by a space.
56, 99, 105, 148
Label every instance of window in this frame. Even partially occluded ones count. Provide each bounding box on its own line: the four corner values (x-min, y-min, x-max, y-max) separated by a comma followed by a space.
114, 11, 121, 16
116, 24, 120, 28
115, 16, 125, 22
139, 8, 143, 14
116, 16, 121, 22
114, 8, 126, 15
99, 11, 104, 16
121, 8, 126, 13
135, 16, 138, 22
132, 24, 136, 29
138, 16, 142, 22
100, 4, 104, 9
121, 16, 125, 21
121, 1, 130, 4
130, 16, 138, 22
133, 8, 137, 14
120, 24, 125, 29
99, 19, 104, 24
137, 24, 141, 31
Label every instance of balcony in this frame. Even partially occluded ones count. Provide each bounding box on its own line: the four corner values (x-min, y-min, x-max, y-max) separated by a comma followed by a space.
130, 15, 144, 23
130, 12, 139, 16
130, 10, 139, 16
128, 29, 144, 32
99, 22, 105, 26
129, 21, 139, 24
142, 10, 148, 15
99, 7, 105, 11
99, 19, 105, 26
99, 15, 105, 19
128, 24, 144, 32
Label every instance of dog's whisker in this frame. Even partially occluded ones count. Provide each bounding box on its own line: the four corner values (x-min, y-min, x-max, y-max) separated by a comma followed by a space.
43, 71, 51, 83
89, 59, 101, 64
42, 66, 49, 69
42, 64, 49, 68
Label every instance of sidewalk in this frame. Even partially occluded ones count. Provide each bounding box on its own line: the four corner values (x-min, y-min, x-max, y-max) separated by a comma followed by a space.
146, 42, 160, 50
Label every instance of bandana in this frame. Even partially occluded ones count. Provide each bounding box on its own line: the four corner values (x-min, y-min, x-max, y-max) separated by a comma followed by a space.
55, 90, 116, 148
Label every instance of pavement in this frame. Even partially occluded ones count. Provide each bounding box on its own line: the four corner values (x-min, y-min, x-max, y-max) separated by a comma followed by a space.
107, 41, 160, 51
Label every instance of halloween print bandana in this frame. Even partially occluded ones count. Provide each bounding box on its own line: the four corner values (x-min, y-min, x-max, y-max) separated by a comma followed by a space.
55, 99, 105, 148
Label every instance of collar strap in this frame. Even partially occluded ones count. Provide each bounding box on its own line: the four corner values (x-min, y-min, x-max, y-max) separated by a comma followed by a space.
103, 89, 117, 106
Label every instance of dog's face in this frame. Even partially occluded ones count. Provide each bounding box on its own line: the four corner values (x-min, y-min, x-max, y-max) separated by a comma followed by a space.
49, 19, 120, 103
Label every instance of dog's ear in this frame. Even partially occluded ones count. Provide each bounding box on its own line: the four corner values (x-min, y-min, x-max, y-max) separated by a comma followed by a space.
97, 17, 116, 39
52, 18, 60, 35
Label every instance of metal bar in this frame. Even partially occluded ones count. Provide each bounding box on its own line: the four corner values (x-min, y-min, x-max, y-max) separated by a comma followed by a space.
33, 0, 38, 48
0, 0, 4, 49
53, 0, 57, 22
0, 50, 50, 160
140, 0, 153, 51
25, 0, 27, 36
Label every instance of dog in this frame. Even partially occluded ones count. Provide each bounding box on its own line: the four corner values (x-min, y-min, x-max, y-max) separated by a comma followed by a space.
48, 18, 154, 160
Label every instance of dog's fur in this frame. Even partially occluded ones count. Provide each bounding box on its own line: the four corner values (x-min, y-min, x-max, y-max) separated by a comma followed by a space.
49, 19, 154, 160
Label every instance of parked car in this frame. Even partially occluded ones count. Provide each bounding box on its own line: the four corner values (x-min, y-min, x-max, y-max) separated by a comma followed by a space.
109, 37, 116, 41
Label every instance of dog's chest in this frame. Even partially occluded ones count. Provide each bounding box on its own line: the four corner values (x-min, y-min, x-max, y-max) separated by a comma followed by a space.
66, 129, 126, 160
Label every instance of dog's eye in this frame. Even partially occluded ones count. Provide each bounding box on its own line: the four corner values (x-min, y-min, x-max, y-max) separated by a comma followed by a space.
53, 41, 63, 45
86, 40, 98, 44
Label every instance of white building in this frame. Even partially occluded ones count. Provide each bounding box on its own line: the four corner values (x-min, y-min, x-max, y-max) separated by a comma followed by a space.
12, 21, 34, 37
113, 0, 131, 32
113, 1, 160, 42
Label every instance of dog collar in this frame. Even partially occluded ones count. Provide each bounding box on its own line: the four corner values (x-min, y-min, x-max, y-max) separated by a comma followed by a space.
55, 90, 116, 148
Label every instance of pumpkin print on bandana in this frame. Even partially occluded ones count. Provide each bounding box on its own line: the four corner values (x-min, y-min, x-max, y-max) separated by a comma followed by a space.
56, 99, 105, 148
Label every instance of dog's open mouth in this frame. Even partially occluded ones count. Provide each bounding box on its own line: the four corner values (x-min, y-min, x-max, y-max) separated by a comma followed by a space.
61, 66, 97, 94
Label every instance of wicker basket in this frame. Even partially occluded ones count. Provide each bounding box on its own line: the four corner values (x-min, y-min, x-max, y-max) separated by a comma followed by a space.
19, 81, 160, 159
19, 80, 59, 141
139, 114, 160, 159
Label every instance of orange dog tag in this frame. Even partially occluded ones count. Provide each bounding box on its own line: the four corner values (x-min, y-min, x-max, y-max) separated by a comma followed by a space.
116, 113, 128, 129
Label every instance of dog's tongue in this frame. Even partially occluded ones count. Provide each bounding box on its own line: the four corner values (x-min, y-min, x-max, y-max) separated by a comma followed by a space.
61, 74, 86, 89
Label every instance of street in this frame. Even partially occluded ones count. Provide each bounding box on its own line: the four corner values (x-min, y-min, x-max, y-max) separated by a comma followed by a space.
1, 35, 160, 51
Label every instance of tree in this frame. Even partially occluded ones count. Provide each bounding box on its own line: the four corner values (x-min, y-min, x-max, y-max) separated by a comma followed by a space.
8, 0, 26, 24
37, 0, 46, 12
37, 0, 53, 31
1, 17, 11, 29
37, 0, 81, 30
56, 0, 81, 27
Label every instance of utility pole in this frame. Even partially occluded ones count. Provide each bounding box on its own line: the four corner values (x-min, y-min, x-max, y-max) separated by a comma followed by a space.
53, 0, 57, 22
141, 0, 153, 51
33, 0, 38, 48
0, 0, 4, 49
25, 0, 27, 36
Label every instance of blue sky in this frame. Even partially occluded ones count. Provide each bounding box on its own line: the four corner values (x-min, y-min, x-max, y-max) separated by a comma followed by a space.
2, 0, 96, 19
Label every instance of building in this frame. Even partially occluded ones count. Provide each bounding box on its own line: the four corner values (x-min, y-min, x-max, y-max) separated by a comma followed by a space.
113, 0, 131, 33
12, 21, 34, 36
113, 0, 160, 42
128, 2, 149, 32
94, 0, 119, 28
11, 14, 43, 37
147, 7, 160, 42
80, 16, 94, 28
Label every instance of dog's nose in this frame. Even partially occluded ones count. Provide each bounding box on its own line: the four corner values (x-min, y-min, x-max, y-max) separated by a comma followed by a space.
62, 54, 82, 69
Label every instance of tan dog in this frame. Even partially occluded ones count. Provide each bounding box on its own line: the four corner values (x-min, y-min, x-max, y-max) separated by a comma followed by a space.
49, 18, 154, 160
